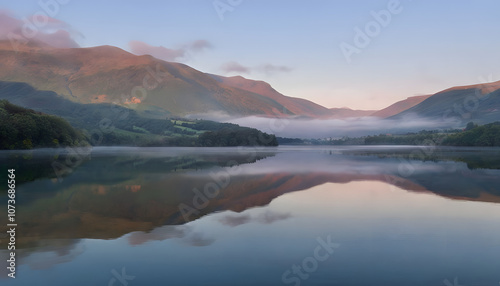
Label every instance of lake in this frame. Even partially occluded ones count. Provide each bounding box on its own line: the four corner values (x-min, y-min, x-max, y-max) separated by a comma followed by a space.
1, 146, 500, 286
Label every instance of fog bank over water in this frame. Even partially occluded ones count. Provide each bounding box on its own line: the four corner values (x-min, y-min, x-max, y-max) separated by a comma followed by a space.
225, 115, 461, 139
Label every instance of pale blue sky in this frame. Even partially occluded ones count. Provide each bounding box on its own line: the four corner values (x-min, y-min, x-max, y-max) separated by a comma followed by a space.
1, 0, 500, 109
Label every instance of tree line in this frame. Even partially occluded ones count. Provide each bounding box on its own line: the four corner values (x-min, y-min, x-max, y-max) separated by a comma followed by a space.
0, 100, 278, 149
0, 100, 88, 149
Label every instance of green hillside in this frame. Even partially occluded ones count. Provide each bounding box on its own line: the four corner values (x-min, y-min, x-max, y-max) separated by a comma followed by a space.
0, 100, 88, 149
0, 82, 278, 148
391, 84, 500, 124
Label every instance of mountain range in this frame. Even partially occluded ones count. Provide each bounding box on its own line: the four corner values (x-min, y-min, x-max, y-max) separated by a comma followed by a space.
0, 40, 326, 118
391, 82, 500, 124
1, 39, 500, 126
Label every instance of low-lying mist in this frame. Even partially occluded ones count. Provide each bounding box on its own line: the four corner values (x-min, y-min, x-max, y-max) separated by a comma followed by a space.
191, 113, 462, 139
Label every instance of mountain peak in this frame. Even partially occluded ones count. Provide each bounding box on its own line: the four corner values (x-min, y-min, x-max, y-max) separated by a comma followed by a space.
0, 44, 338, 118
438, 80, 500, 95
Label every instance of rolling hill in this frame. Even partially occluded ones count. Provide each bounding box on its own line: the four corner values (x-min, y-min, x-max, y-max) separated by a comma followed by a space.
2, 40, 500, 126
0, 81, 278, 147
0, 40, 352, 119
208, 74, 334, 118
371, 95, 432, 118
390, 81, 500, 124
328, 107, 376, 118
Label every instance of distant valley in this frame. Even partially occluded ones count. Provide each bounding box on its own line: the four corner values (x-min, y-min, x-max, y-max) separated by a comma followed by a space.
1, 40, 500, 140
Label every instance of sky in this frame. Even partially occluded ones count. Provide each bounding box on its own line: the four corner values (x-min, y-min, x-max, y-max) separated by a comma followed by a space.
1, 0, 500, 110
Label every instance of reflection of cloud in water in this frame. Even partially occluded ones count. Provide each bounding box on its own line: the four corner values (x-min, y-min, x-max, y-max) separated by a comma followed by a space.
181, 232, 215, 247
257, 210, 292, 224
128, 226, 215, 247
128, 226, 186, 245
219, 210, 291, 227
20, 240, 86, 270
231, 151, 461, 177
218, 214, 252, 227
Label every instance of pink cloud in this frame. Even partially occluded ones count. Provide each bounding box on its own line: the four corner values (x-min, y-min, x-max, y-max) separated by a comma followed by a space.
189, 39, 212, 52
221, 61, 251, 74
0, 10, 80, 49
258, 63, 292, 74
129, 40, 185, 61
0, 10, 20, 36
220, 61, 292, 75
35, 30, 79, 49
27, 14, 65, 25
129, 39, 212, 62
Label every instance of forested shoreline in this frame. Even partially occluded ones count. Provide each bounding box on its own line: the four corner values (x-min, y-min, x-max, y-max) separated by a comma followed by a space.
278, 122, 500, 147
0, 101, 278, 149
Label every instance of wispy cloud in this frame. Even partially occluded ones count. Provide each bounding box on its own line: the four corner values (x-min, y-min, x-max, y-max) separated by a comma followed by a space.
129, 39, 212, 62
190, 39, 212, 52
35, 29, 78, 49
220, 61, 251, 74
257, 64, 293, 75
0, 10, 81, 48
221, 61, 292, 75
129, 40, 184, 61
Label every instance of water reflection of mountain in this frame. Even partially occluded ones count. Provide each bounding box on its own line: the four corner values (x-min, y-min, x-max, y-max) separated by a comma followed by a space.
0, 147, 275, 187
1, 147, 499, 252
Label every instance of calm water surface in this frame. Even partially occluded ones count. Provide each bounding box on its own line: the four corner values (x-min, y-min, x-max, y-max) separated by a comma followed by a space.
0, 146, 499, 286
